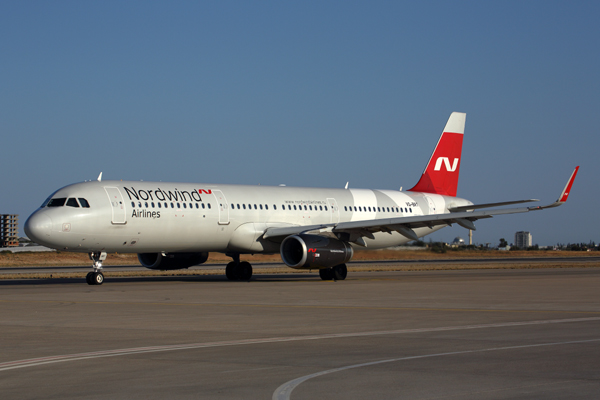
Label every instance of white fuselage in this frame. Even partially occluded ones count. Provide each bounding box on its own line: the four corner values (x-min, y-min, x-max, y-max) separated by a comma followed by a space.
25, 180, 473, 254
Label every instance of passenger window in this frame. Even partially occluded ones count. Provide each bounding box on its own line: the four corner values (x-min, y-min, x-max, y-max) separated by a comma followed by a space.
274, 205, 277, 210
265, 205, 269, 210
164, 202, 167, 208
208, 204, 211, 209
354, 206, 357, 211
242, 204, 246, 209
47, 198, 67, 207
177, 203, 180, 208
171, 203, 174, 208
183, 203, 187, 209
320, 206, 323, 211
409, 208, 412, 213
131, 202, 135, 208
78, 198, 90, 208
259, 204, 263, 210
203, 203, 206, 209
288, 205, 291, 210
325, 206, 328, 211
293, 205, 297, 210
309, 206, 312, 211
66, 198, 80, 207
195, 203, 199, 209
254, 204, 257, 210
145, 202, 148, 208
304, 205, 307, 210
151, 202, 155, 208
138, 202, 142, 208
158, 202, 162, 208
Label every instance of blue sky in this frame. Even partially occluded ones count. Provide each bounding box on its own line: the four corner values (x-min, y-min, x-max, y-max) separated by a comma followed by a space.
1, 1, 598, 246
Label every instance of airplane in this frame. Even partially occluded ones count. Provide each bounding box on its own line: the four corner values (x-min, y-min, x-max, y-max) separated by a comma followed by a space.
24, 112, 579, 285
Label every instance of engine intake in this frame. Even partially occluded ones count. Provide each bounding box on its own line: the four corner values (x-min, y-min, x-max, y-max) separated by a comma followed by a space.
280, 234, 353, 269
138, 252, 209, 270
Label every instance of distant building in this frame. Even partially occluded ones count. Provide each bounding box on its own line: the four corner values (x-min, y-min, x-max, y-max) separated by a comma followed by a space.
515, 231, 532, 248
451, 237, 465, 247
1, 214, 19, 247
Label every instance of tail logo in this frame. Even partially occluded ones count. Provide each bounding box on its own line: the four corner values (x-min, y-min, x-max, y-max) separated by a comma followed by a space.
433, 157, 459, 172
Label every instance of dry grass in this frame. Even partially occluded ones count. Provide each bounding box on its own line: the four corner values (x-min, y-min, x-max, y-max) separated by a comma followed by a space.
0, 249, 598, 277
1, 249, 598, 268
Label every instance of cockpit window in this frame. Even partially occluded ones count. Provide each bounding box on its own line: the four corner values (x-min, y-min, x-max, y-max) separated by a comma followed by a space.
41, 195, 53, 208
47, 198, 67, 207
79, 198, 90, 208
66, 198, 80, 208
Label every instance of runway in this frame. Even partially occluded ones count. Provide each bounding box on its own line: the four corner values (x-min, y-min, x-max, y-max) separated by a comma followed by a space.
1, 268, 599, 399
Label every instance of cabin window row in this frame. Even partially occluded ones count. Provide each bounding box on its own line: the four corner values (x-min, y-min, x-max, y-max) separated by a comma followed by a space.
344, 206, 412, 213
228, 204, 329, 212
131, 202, 212, 210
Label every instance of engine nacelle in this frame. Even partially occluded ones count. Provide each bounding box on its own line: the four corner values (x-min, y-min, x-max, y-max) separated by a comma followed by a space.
138, 252, 209, 270
280, 234, 353, 269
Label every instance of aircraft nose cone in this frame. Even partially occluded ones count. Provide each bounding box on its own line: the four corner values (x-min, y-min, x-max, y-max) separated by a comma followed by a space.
24, 212, 53, 244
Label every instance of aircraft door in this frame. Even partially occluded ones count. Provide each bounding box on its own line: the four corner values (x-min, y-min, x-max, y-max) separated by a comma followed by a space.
212, 189, 230, 225
327, 198, 340, 223
104, 187, 127, 224
424, 196, 437, 214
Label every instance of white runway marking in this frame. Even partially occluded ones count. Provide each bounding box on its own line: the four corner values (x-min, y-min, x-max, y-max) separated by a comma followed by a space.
272, 338, 600, 400
0, 317, 598, 373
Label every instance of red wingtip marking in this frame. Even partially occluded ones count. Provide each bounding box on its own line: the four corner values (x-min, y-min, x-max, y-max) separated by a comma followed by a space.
559, 166, 579, 203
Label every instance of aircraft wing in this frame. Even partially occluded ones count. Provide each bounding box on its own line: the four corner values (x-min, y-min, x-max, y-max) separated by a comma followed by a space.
263, 166, 579, 244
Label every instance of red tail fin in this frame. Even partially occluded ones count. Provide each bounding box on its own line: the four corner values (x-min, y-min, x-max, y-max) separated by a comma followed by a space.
408, 112, 466, 197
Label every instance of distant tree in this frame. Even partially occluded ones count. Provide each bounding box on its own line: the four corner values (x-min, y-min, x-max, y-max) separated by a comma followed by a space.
499, 238, 508, 248
430, 242, 447, 253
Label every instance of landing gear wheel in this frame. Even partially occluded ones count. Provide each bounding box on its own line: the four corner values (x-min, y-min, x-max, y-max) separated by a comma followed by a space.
237, 261, 253, 281
86, 272, 94, 285
93, 272, 104, 285
319, 268, 334, 281
332, 264, 347, 281
226, 262, 237, 280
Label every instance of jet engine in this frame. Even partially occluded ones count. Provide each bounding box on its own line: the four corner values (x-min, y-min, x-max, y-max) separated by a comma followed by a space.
280, 234, 353, 269
138, 252, 209, 270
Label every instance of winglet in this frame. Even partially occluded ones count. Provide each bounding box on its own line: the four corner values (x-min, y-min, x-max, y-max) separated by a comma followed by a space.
97, 172, 103, 182
531, 166, 579, 210
557, 166, 579, 203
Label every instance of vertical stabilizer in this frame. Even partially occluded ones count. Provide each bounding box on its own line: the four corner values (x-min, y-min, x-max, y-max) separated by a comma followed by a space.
408, 112, 465, 197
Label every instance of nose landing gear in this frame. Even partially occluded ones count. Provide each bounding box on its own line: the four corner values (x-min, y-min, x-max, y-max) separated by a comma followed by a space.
86, 252, 107, 285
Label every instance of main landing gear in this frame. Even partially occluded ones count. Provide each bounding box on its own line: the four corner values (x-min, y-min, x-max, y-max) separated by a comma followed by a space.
225, 253, 253, 281
86, 252, 107, 285
319, 264, 347, 281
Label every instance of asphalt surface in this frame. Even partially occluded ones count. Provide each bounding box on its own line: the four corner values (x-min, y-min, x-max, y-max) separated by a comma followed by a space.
1, 267, 599, 399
